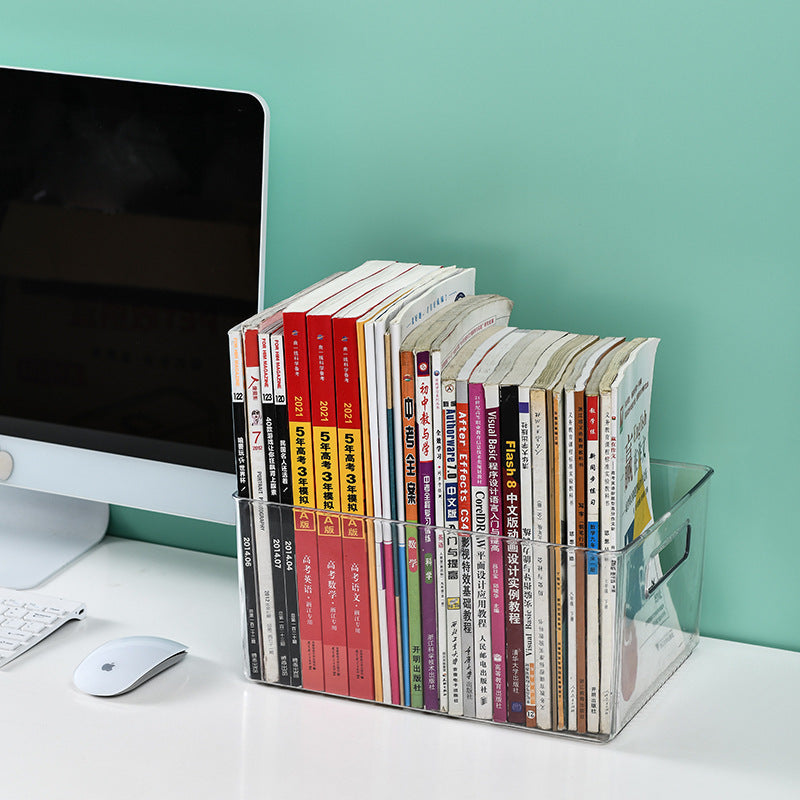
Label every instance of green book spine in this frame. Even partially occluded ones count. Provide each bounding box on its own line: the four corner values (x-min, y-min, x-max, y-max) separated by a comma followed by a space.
406, 524, 424, 707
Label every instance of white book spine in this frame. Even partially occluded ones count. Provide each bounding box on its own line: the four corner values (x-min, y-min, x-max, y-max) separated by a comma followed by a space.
599, 383, 619, 734
363, 321, 392, 701
472, 534, 492, 719
243, 338, 279, 683
442, 378, 463, 715
374, 318, 394, 517
530, 386, 552, 730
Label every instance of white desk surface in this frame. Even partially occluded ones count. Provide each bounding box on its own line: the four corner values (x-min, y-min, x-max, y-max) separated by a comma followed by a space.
1, 536, 797, 800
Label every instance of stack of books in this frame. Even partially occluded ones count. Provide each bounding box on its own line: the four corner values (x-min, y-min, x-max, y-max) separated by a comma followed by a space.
228, 261, 661, 735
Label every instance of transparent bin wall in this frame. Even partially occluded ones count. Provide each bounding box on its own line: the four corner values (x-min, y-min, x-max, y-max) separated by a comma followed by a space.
610, 460, 712, 737
234, 459, 712, 743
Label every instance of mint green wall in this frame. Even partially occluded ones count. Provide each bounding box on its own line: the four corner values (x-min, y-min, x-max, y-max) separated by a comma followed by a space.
3, 2, 798, 651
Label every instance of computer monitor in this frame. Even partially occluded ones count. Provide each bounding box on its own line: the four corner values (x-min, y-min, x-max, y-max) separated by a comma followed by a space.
0, 66, 268, 588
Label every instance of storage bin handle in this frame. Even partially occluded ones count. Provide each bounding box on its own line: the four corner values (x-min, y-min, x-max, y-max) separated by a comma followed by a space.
645, 520, 692, 598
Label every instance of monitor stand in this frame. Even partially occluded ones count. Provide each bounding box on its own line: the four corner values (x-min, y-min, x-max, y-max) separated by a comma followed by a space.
0, 484, 109, 589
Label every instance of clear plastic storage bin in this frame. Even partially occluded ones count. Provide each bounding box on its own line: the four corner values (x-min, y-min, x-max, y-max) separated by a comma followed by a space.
235, 459, 712, 742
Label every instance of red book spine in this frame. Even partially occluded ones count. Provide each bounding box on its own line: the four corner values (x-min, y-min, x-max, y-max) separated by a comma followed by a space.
332, 315, 366, 517
317, 512, 349, 696
342, 517, 374, 699
284, 310, 326, 691
332, 314, 375, 700
294, 509, 324, 691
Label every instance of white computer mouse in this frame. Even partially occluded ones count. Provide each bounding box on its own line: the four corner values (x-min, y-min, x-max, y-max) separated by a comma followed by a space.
73, 635, 188, 697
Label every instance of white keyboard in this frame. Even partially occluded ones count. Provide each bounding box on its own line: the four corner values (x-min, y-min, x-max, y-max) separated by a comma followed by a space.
0, 588, 86, 667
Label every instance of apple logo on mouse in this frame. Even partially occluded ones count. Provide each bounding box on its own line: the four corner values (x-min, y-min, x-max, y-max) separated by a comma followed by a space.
74, 636, 188, 696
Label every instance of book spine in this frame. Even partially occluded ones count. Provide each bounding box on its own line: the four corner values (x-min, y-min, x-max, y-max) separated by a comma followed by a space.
356, 321, 385, 704
270, 328, 302, 686
317, 512, 349, 696
342, 516, 373, 699
259, 329, 291, 687
518, 386, 537, 727
282, 309, 324, 690
441, 373, 462, 716
455, 380, 475, 717
229, 330, 263, 682
283, 310, 316, 509
430, 351, 449, 713
468, 381, 492, 720
485, 386, 507, 723
306, 312, 349, 695
585, 393, 601, 734
361, 317, 399, 705
381, 520, 401, 705
599, 384, 619, 734
385, 333, 411, 706
400, 347, 424, 708
456, 385, 472, 533
244, 329, 279, 684
548, 390, 566, 730
294, 508, 324, 691
443, 381, 460, 533
564, 389, 579, 730
573, 388, 588, 734
332, 315, 373, 699
306, 313, 343, 513
415, 349, 439, 711
443, 378, 464, 717
530, 386, 552, 730
500, 384, 525, 725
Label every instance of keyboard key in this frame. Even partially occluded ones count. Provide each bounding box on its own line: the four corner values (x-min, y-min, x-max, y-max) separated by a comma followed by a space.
1, 630, 32, 643
0, 589, 85, 667
24, 612, 57, 625
22, 622, 45, 634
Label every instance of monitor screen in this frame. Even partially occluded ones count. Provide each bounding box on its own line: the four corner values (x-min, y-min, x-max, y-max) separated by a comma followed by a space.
0, 67, 268, 536
0, 66, 266, 473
